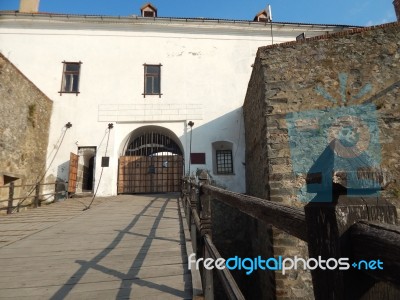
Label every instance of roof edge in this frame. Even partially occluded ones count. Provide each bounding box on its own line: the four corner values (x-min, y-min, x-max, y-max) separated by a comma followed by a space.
258, 21, 400, 52
0, 10, 360, 28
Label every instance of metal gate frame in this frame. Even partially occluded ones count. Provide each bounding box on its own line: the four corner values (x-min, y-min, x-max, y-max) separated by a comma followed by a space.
118, 155, 183, 194
118, 129, 184, 194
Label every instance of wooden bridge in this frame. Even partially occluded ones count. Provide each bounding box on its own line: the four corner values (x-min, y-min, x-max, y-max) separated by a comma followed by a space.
0, 194, 193, 299
1, 178, 400, 300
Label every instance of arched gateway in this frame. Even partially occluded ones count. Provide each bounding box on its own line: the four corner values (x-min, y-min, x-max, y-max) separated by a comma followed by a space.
118, 126, 184, 194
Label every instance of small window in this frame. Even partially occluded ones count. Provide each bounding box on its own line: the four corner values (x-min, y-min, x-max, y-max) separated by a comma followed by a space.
60, 61, 81, 95
143, 64, 161, 97
144, 11, 155, 17
216, 150, 233, 174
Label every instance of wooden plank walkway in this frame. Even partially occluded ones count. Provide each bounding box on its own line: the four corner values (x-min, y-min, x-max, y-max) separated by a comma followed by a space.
0, 194, 192, 299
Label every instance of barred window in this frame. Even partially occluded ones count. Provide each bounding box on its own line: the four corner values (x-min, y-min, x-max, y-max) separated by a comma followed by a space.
216, 150, 233, 174
143, 64, 161, 97
60, 61, 81, 95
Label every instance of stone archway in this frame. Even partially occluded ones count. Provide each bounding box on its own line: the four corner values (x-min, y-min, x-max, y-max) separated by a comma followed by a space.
118, 126, 184, 194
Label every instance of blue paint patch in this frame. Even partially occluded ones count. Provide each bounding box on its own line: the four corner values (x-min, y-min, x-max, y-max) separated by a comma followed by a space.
315, 85, 337, 104
353, 83, 373, 100
286, 103, 381, 202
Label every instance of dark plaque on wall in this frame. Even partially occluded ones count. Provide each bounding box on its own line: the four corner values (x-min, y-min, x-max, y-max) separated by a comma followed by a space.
101, 156, 110, 167
190, 153, 206, 164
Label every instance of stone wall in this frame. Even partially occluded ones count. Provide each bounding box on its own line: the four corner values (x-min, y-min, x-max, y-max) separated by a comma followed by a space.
0, 53, 52, 211
243, 22, 400, 299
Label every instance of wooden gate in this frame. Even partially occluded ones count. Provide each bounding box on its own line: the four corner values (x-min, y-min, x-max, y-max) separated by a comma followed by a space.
118, 155, 183, 193
68, 152, 79, 193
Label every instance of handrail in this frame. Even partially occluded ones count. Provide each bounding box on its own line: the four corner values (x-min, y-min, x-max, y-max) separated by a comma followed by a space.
0, 191, 65, 203
204, 234, 245, 300
181, 176, 245, 299
0, 181, 68, 214
0, 182, 58, 189
203, 185, 307, 241
181, 176, 400, 300
350, 221, 400, 286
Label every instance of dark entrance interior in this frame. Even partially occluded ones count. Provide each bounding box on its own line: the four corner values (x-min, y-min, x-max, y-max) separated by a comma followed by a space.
77, 147, 96, 193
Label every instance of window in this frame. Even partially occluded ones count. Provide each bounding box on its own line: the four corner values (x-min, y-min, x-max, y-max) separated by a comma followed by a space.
60, 61, 81, 95
212, 141, 234, 175
143, 64, 161, 97
216, 150, 233, 174
143, 11, 155, 17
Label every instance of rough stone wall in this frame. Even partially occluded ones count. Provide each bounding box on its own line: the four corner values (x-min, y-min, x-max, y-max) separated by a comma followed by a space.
243, 22, 400, 299
0, 53, 52, 211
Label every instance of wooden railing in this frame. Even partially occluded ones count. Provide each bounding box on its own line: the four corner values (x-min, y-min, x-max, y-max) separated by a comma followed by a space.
0, 182, 68, 214
181, 175, 245, 300
181, 175, 400, 300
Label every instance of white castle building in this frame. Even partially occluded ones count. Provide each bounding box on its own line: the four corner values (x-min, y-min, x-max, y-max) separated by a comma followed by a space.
0, 1, 352, 196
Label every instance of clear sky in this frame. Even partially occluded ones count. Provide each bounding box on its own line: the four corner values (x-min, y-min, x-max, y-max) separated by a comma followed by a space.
0, 0, 397, 26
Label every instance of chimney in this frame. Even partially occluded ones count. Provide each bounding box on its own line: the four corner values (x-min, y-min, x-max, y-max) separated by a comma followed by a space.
394, 0, 400, 21
19, 0, 40, 13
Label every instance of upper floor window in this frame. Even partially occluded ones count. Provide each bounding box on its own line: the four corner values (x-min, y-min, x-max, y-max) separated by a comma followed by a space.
60, 61, 81, 95
143, 64, 162, 97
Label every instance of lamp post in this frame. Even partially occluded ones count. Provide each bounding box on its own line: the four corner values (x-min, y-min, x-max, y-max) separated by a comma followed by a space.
188, 121, 194, 175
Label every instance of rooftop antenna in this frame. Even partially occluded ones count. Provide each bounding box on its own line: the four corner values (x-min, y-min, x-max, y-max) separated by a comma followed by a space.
266, 4, 274, 44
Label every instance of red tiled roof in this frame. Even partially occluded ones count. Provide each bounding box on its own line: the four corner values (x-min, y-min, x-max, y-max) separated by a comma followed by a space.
140, 3, 157, 11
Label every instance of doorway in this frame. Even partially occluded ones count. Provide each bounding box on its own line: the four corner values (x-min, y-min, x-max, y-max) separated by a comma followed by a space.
118, 126, 184, 193
77, 147, 96, 193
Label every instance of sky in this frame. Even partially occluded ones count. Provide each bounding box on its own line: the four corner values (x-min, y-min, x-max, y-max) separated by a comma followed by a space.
0, 0, 397, 26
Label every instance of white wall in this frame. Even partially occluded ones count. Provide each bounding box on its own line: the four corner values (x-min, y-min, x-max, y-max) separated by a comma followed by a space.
0, 15, 344, 194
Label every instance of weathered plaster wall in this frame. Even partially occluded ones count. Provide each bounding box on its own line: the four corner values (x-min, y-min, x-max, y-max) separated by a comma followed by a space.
243, 22, 400, 299
0, 53, 52, 211
0, 12, 347, 195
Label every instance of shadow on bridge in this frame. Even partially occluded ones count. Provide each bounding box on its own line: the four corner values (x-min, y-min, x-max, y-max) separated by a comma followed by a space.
50, 194, 191, 299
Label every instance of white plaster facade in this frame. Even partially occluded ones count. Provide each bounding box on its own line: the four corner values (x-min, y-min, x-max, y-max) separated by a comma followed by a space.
0, 10, 352, 195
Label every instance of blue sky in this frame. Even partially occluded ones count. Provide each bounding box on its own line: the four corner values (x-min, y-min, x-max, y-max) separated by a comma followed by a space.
0, 0, 397, 26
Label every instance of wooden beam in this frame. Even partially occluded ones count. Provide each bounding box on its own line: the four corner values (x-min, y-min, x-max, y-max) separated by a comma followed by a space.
305, 196, 398, 300
204, 234, 245, 300
350, 221, 400, 286
203, 185, 307, 241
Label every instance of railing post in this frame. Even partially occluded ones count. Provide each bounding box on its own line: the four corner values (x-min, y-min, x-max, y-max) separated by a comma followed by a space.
184, 178, 191, 227
34, 183, 40, 208
54, 181, 58, 202
190, 176, 197, 216
7, 182, 14, 214
65, 181, 69, 199
199, 171, 213, 300
305, 196, 397, 300
189, 177, 198, 252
